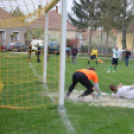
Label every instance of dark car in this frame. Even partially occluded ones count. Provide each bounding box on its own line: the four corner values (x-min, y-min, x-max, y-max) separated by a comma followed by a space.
48, 41, 59, 54
48, 41, 71, 55
13, 42, 28, 52
0, 44, 6, 52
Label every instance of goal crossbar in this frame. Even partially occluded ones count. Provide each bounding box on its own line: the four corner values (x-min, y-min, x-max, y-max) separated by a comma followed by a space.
45, 0, 60, 13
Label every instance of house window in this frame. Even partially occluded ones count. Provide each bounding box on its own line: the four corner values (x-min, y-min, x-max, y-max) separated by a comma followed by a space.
0, 30, 6, 40
13, 31, 20, 41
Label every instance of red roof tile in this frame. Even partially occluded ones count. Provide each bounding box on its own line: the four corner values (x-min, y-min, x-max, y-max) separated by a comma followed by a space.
0, 7, 23, 28
0, 7, 14, 20
29, 10, 77, 31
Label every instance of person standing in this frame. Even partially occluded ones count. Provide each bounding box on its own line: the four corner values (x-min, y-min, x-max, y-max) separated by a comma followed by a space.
125, 49, 131, 66
87, 46, 98, 66
66, 67, 101, 98
108, 45, 125, 73
71, 45, 78, 64
36, 43, 41, 63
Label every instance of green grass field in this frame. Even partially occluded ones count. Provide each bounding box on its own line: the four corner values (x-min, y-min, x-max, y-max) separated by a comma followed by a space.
0, 52, 134, 134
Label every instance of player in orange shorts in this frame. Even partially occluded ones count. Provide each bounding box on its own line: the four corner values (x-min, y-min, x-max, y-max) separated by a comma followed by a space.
66, 67, 101, 98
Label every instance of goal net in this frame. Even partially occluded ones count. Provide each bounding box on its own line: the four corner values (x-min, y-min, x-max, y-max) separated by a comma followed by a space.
0, 0, 65, 109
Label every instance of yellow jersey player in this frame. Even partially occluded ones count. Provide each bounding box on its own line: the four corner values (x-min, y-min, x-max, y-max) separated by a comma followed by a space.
87, 46, 98, 66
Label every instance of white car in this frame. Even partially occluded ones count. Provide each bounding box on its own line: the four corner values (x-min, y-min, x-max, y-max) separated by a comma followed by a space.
30, 40, 71, 55
30, 39, 44, 50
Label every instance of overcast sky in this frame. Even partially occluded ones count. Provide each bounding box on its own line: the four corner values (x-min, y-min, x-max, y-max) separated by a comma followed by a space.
0, 0, 79, 14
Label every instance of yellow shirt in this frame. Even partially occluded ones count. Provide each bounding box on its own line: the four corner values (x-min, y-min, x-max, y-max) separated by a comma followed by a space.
91, 49, 98, 57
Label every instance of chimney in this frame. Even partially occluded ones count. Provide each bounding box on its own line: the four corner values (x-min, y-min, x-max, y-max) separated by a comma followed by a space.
38, 5, 41, 17
56, 6, 58, 13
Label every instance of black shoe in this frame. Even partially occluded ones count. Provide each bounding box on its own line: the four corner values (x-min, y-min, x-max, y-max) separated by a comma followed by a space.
66, 91, 71, 97
78, 95, 84, 101
78, 95, 83, 99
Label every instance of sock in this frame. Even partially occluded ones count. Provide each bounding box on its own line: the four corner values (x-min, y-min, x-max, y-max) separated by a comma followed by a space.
108, 65, 112, 71
113, 66, 117, 71
96, 61, 98, 65
87, 61, 90, 65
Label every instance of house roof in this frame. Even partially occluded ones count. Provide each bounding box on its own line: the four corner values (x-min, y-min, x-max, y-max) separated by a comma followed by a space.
0, 7, 22, 28
29, 10, 77, 31
0, 7, 78, 31
0, 7, 14, 20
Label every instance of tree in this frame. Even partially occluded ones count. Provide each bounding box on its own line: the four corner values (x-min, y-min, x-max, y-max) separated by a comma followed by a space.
24, 28, 43, 40
32, 28, 43, 39
11, 7, 24, 17
68, 0, 101, 54
10, 7, 25, 22
98, 0, 134, 56
10, 33, 16, 42
84, 31, 116, 53
98, 0, 123, 55
121, 0, 134, 50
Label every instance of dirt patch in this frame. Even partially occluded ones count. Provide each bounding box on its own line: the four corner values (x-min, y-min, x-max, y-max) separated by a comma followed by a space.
66, 90, 134, 109
38, 87, 134, 109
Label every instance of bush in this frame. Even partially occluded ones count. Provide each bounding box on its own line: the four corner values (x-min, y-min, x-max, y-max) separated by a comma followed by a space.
80, 45, 88, 52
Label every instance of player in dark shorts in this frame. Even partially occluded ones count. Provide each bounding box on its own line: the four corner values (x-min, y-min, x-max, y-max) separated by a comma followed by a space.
87, 46, 98, 66
111, 58, 118, 65
66, 67, 101, 99
108, 45, 125, 73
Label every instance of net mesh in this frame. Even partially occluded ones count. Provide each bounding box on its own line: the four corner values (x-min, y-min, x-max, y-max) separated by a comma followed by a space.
0, 0, 61, 109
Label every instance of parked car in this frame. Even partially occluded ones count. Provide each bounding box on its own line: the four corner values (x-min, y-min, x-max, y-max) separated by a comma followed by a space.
0, 44, 6, 52
30, 39, 71, 54
6, 42, 15, 51
13, 42, 28, 52
65, 47, 71, 57
48, 41, 59, 54
30, 39, 44, 51
66, 47, 71, 52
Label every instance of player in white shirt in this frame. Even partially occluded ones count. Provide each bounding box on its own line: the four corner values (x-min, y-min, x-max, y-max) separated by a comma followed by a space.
108, 45, 125, 73
109, 83, 134, 99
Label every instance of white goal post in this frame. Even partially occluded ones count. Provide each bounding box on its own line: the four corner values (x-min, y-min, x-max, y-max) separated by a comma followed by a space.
43, 0, 67, 108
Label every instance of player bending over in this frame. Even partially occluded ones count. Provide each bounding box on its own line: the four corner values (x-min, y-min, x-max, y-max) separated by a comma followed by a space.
87, 46, 98, 66
66, 67, 101, 98
109, 83, 134, 99
108, 45, 125, 73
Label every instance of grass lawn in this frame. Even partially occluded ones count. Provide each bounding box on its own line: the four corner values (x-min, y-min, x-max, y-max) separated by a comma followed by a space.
0, 52, 134, 134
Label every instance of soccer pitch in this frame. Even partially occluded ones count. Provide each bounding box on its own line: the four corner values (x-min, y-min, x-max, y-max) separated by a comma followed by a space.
0, 52, 134, 134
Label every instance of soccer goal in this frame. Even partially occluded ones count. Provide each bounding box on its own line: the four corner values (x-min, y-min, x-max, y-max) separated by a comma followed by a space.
0, 0, 67, 109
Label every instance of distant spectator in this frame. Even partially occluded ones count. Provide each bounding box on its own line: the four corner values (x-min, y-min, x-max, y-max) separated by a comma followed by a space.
125, 49, 131, 66
28, 44, 32, 62
71, 45, 78, 64
36, 43, 41, 63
